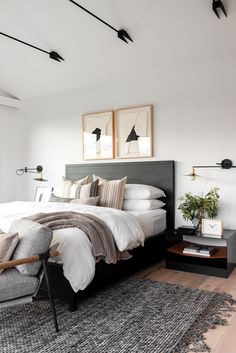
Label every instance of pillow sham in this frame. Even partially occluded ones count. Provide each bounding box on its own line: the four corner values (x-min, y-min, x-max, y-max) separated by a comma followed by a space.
122, 199, 165, 211
70, 196, 99, 206
58, 176, 89, 198
123, 184, 166, 200
0, 232, 19, 274
93, 175, 127, 209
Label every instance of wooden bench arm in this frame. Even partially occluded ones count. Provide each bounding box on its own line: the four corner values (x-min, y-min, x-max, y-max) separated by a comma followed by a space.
0, 250, 59, 271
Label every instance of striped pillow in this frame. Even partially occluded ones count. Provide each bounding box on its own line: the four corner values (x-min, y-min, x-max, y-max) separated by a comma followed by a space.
0, 232, 19, 274
93, 175, 127, 209
59, 176, 89, 198
71, 179, 99, 199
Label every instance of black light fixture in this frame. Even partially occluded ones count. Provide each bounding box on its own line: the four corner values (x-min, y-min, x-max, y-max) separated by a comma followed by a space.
67, 0, 133, 44
186, 159, 235, 180
0, 31, 64, 62
16, 165, 48, 182
212, 0, 227, 19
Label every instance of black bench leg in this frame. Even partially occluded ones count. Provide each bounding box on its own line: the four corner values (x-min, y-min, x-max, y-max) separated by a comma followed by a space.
42, 259, 59, 332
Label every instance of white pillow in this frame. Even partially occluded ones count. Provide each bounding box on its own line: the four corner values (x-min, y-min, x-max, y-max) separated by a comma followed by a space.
123, 184, 166, 200
122, 199, 165, 211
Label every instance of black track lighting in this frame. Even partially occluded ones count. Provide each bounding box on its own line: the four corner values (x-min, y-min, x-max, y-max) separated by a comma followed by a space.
0, 31, 64, 62
67, 0, 133, 44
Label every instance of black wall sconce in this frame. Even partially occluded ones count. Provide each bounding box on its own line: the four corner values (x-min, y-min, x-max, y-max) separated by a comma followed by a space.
186, 159, 235, 180
16, 165, 48, 182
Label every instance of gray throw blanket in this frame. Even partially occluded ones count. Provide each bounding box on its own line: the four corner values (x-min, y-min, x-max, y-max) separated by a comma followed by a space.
25, 211, 130, 264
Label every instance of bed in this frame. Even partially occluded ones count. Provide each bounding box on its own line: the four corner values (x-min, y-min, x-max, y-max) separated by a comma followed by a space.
0, 160, 175, 310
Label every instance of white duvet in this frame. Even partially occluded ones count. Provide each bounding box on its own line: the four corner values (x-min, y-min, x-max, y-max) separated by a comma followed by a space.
0, 202, 144, 292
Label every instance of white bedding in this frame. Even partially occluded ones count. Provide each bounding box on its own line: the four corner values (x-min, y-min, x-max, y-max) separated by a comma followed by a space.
128, 209, 166, 238
0, 202, 144, 292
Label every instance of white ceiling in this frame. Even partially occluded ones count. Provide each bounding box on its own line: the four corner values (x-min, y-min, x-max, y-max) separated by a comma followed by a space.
0, 0, 235, 99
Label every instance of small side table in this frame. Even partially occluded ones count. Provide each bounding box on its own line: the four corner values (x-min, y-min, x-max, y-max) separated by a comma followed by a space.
166, 229, 236, 278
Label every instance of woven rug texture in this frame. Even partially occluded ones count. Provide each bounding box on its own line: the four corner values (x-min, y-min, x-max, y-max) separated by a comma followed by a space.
0, 278, 235, 353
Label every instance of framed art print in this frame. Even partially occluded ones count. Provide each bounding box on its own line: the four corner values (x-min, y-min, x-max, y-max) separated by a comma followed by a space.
201, 219, 223, 236
82, 110, 114, 160
35, 187, 53, 202
115, 105, 153, 159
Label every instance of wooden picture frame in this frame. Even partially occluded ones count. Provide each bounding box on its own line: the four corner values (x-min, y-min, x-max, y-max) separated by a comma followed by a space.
82, 110, 114, 160
115, 105, 153, 159
35, 187, 53, 202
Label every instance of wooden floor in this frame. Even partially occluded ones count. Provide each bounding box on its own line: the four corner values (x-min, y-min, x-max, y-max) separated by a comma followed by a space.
137, 262, 236, 353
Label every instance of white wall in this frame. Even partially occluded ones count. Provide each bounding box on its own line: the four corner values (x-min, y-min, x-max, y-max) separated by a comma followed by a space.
16, 53, 236, 228
0, 105, 27, 202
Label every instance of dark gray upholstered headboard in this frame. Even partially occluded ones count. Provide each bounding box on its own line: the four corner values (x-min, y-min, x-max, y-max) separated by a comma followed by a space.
66, 161, 175, 230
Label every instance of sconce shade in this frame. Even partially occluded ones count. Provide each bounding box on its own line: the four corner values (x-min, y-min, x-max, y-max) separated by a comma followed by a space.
184, 166, 202, 181
33, 174, 47, 182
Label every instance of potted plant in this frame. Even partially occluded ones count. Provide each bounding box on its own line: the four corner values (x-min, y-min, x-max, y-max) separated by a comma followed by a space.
178, 187, 220, 233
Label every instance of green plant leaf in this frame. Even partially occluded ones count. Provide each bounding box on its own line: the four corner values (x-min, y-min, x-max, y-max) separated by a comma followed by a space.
178, 187, 220, 224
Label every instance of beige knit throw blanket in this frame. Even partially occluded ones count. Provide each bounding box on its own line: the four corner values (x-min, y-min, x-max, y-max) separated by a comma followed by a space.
25, 211, 130, 264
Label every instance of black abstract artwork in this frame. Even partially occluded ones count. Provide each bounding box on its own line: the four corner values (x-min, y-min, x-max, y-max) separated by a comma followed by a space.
126, 125, 139, 142
92, 128, 102, 141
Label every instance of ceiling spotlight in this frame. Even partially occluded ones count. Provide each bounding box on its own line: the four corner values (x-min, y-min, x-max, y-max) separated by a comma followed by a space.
49, 51, 65, 62
212, 0, 227, 19
117, 29, 133, 44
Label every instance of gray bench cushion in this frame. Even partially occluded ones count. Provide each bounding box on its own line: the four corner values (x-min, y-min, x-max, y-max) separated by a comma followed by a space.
10, 219, 52, 275
0, 268, 39, 302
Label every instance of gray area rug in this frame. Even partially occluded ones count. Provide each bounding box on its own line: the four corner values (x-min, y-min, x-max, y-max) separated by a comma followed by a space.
0, 278, 235, 353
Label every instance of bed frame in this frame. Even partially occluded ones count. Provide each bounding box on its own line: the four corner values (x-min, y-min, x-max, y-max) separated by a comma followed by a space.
41, 160, 175, 310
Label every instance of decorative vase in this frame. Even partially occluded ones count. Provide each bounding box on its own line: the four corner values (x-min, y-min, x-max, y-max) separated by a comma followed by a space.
192, 218, 202, 235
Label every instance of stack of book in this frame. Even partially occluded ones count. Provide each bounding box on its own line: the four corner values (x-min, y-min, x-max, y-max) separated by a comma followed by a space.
183, 244, 216, 257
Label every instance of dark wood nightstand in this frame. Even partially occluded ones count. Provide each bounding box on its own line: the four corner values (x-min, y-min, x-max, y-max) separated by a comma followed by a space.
166, 229, 236, 278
